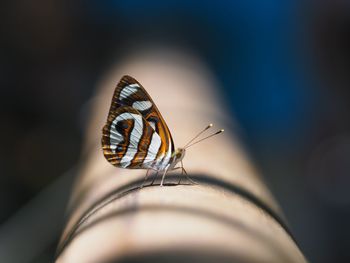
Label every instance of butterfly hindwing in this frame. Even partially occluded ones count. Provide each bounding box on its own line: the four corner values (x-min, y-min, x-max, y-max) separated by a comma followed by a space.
103, 75, 175, 169
102, 106, 166, 169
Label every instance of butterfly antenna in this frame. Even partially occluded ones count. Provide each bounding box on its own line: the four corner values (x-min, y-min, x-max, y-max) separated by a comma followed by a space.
183, 123, 213, 148
185, 129, 224, 149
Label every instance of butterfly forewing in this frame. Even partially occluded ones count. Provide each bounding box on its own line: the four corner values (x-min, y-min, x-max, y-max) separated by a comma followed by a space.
102, 76, 175, 170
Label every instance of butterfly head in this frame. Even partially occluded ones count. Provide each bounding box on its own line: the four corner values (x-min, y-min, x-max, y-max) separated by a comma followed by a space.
173, 148, 186, 165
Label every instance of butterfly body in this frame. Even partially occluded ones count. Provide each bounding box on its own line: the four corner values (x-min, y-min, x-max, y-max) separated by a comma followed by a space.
169, 148, 186, 170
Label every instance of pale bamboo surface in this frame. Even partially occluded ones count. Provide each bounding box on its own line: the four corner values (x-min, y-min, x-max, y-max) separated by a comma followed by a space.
56, 47, 307, 263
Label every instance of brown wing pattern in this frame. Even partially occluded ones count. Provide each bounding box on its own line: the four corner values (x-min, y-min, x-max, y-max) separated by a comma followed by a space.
102, 75, 174, 170
111, 75, 174, 154
102, 106, 163, 169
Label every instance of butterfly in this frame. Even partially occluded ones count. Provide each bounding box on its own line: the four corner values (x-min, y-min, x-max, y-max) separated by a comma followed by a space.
101, 75, 223, 187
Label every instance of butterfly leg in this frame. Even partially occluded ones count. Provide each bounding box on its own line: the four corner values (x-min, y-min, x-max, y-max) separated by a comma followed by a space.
151, 170, 159, 185
176, 166, 187, 185
177, 167, 183, 185
139, 169, 151, 189
165, 167, 182, 185
181, 160, 197, 185
160, 164, 170, 187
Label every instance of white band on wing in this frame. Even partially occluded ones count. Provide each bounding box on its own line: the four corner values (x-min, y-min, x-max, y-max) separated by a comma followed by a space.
143, 131, 162, 166
109, 112, 143, 169
132, 100, 152, 111
119, 84, 139, 100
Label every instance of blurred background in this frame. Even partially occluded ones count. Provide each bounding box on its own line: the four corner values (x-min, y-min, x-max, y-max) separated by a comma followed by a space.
0, 0, 349, 262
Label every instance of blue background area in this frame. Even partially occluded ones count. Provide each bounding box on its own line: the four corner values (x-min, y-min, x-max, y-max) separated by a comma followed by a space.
1, 0, 349, 262
84, 0, 314, 143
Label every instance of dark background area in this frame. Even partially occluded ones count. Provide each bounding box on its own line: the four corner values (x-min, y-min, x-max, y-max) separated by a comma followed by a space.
0, 1, 349, 262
